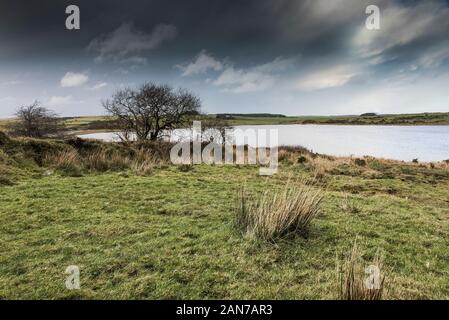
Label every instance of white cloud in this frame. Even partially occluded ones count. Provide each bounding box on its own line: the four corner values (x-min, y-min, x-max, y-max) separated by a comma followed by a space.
213, 67, 275, 93
91, 82, 108, 90
353, 1, 449, 59
47, 95, 76, 106
60, 72, 89, 87
213, 57, 296, 93
1, 80, 22, 86
296, 65, 357, 91
179, 51, 296, 93
88, 22, 177, 62
178, 50, 223, 76
419, 44, 449, 68
121, 56, 148, 65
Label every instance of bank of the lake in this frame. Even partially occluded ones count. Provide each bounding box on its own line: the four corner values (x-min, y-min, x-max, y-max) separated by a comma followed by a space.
79, 124, 449, 162
57, 112, 449, 132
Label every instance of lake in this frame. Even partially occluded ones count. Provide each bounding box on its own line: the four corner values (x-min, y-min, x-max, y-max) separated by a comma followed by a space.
78, 125, 449, 162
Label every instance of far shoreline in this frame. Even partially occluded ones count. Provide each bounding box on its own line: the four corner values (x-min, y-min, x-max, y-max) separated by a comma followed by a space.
2, 112, 449, 136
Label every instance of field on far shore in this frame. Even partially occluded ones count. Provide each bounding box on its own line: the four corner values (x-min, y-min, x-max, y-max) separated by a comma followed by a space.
3, 112, 449, 136
0, 132, 448, 299
225, 112, 449, 126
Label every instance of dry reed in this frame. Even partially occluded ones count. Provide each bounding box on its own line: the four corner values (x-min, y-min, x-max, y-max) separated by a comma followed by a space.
338, 241, 385, 300
236, 181, 323, 241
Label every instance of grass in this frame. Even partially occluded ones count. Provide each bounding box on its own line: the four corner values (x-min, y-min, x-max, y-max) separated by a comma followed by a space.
0, 135, 449, 299
338, 241, 385, 300
235, 181, 322, 241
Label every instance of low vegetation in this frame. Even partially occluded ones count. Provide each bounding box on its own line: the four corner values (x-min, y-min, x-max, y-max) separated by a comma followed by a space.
1, 131, 448, 299
235, 181, 322, 242
338, 241, 385, 300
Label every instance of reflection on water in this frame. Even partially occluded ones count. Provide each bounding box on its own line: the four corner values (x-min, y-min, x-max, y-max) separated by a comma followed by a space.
77, 124, 449, 162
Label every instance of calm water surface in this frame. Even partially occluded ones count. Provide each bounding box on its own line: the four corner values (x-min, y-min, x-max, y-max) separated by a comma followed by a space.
78, 125, 449, 162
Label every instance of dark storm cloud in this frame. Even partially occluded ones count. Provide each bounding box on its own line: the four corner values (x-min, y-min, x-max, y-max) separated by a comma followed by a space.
1, 0, 449, 117
1, 0, 446, 66
0, 0, 375, 62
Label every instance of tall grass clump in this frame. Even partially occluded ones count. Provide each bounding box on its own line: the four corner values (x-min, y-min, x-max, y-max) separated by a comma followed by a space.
235, 181, 323, 242
43, 149, 82, 176
131, 160, 154, 176
83, 150, 131, 172
338, 241, 385, 300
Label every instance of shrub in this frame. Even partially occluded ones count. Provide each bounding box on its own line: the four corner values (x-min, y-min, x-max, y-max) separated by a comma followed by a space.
9, 102, 66, 138
354, 158, 366, 166
338, 241, 385, 300
235, 182, 323, 242
297, 155, 308, 164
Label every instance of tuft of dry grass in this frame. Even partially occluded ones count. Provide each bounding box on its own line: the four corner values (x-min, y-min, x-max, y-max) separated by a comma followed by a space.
306, 156, 341, 180
277, 149, 291, 163
83, 150, 132, 172
40, 144, 166, 175
235, 181, 323, 242
131, 160, 154, 176
338, 241, 385, 300
277, 145, 310, 164
435, 160, 449, 171
44, 150, 82, 175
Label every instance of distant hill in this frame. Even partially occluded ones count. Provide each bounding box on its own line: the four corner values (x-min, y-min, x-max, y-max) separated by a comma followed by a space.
215, 113, 286, 119
360, 113, 378, 117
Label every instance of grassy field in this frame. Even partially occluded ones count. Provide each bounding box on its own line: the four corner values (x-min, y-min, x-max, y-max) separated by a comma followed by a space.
226, 112, 449, 126
2, 112, 449, 136
1, 133, 448, 299
64, 112, 449, 130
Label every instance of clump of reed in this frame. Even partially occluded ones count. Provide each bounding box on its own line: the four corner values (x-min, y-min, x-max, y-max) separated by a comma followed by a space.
277, 145, 310, 164
83, 150, 132, 172
43, 150, 82, 176
132, 162, 153, 176
235, 180, 323, 242
337, 241, 385, 300
42, 144, 165, 176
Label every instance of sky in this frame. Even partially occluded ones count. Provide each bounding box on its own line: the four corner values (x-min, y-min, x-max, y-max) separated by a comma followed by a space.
1, 0, 449, 117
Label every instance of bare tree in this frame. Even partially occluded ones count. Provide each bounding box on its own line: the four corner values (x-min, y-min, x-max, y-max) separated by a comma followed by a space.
201, 117, 232, 145
103, 83, 201, 141
10, 101, 65, 138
